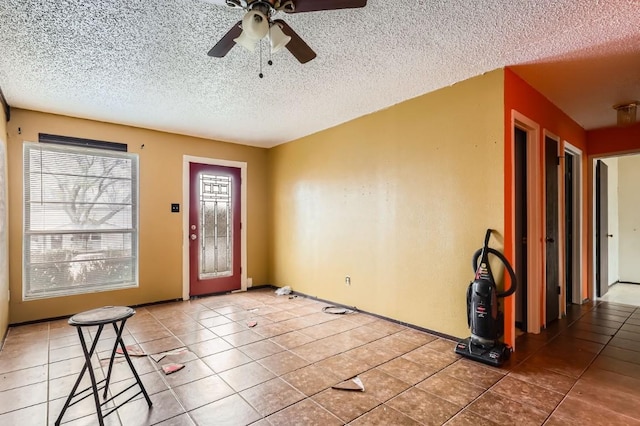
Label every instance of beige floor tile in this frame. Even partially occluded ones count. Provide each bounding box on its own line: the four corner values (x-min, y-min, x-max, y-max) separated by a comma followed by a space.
201, 347, 253, 373
387, 387, 461, 425
173, 375, 234, 411
189, 394, 261, 426
0, 381, 48, 414
351, 404, 420, 425
218, 361, 275, 392
416, 371, 485, 406
312, 387, 380, 423
266, 398, 342, 426
240, 377, 305, 416
552, 395, 640, 425
468, 391, 548, 425
282, 364, 339, 396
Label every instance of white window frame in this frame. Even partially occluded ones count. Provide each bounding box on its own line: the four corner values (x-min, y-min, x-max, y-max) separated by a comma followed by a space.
23, 142, 139, 300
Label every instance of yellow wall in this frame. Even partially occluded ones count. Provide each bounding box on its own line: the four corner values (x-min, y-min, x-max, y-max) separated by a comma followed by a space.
0, 106, 8, 338
6, 109, 270, 324
268, 70, 505, 338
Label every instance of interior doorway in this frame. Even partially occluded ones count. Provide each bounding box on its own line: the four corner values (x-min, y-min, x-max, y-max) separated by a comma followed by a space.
592, 154, 640, 307
514, 126, 528, 332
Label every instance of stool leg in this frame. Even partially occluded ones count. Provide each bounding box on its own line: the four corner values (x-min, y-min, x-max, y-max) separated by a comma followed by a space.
82, 325, 105, 426
56, 325, 105, 426
113, 319, 153, 407
102, 319, 126, 399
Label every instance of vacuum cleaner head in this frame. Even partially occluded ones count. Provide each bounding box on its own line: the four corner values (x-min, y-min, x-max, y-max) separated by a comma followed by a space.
455, 337, 511, 367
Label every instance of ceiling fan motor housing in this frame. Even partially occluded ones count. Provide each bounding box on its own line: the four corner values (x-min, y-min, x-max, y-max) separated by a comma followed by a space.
226, 0, 295, 14
209, 0, 367, 63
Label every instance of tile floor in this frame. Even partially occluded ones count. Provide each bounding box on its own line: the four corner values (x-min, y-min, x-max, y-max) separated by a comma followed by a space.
1, 289, 640, 425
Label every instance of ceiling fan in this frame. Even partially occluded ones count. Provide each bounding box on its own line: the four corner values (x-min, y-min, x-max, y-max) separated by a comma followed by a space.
207, 0, 367, 64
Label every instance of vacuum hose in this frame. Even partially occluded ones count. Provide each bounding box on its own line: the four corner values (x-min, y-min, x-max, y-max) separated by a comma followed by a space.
472, 247, 517, 298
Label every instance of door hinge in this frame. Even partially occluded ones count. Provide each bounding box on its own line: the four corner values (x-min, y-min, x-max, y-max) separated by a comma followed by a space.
557, 156, 561, 165
557, 286, 561, 295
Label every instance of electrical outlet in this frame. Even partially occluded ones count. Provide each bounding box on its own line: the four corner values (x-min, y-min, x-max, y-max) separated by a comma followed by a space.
345, 276, 351, 286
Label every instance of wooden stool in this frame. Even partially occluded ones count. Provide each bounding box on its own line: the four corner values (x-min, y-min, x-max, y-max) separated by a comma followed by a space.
55, 306, 152, 425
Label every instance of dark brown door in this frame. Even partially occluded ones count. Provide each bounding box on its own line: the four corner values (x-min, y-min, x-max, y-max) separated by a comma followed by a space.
545, 137, 559, 325
596, 160, 609, 297
514, 127, 528, 331
564, 152, 574, 305
189, 163, 241, 296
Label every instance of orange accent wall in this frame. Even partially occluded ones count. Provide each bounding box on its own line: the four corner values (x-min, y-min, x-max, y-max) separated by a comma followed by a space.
504, 68, 588, 339
587, 122, 640, 157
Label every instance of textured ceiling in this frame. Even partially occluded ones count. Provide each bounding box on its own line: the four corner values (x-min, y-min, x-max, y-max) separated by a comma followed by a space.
0, 0, 639, 148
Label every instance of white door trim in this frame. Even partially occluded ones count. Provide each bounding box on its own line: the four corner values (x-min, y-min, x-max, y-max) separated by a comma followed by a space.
513, 110, 542, 334
182, 155, 248, 300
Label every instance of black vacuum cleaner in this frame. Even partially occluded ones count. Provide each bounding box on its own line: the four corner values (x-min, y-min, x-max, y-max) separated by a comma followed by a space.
455, 229, 517, 367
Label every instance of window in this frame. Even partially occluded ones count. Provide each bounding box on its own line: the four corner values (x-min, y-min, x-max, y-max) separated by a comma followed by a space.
23, 142, 138, 300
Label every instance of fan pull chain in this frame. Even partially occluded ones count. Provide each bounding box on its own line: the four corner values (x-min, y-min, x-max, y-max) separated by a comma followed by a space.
259, 40, 264, 78
268, 25, 273, 67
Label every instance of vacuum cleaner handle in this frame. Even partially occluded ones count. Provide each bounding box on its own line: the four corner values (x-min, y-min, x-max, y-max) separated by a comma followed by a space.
483, 229, 492, 250
472, 247, 517, 298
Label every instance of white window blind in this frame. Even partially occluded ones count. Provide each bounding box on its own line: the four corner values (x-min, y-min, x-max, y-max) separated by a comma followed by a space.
23, 142, 139, 300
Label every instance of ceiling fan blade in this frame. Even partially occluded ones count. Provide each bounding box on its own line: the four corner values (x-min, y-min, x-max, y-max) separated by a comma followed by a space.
207, 21, 242, 57
273, 19, 316, 64
288, 0, 367, 13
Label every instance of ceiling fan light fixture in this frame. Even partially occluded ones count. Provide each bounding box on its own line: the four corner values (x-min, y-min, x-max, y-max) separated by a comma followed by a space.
269, 23, 291, 53
613, 101, 639, 126
241, 10, 269, 40
233, 30, 258, 52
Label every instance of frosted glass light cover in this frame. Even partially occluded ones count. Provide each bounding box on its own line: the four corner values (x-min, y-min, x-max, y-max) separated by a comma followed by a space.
269, 23, 291, 53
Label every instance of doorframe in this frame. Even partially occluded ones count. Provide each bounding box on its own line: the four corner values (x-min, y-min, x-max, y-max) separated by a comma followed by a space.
512, 111, 543, 334
563, 142, 583, 306
182, 155, 248, 300
589, 156, 598, 302
544, 130, 562, 323
592, 157, 616, 301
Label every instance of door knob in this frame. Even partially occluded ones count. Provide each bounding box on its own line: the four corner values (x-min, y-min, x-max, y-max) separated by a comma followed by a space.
190, 234, 197, 240
607, 234, 613, 238
546, 237, 555, 243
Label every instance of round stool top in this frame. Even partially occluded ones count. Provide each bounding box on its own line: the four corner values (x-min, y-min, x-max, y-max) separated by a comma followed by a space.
69, 306, 135, 326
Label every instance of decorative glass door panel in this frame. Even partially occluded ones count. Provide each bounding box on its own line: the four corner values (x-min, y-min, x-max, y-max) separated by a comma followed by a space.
189, 163, 240, 295
199, 174, 232, 279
